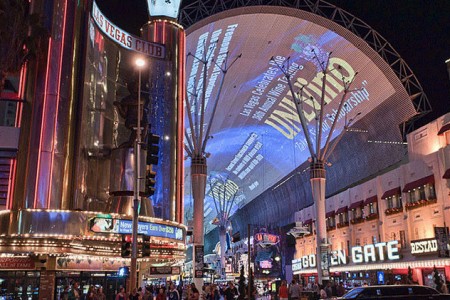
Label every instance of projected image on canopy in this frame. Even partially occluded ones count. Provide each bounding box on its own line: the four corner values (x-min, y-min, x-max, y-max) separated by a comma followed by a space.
185, 9, 397, 232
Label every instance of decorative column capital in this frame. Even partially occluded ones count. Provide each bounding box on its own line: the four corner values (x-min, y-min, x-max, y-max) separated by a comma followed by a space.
310, 161, 326, 179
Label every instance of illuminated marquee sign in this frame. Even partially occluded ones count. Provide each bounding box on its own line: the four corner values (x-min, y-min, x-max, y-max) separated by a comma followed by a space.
91, 1, 165, 59
90, 217, 184, 241
411, 238, 438, 255
292, 240, 400, 271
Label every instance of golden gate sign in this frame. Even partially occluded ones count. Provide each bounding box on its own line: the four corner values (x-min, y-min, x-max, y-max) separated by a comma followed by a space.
292, 240, 401, 271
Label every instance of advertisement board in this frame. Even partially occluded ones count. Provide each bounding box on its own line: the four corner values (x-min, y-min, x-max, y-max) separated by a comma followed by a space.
194, 245, 204, 278
90, 217, 184, 241
150, 266, 181, 275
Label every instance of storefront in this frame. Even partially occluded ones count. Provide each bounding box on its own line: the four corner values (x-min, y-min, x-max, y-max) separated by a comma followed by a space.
0, 257, 40, 299
292, 239, 450, 288
0, 256, 131, 299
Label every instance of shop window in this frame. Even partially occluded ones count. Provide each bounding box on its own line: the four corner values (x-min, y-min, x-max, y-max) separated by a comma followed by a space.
368, 203, 376, 214
372, 236, 377, 244
423, 268, 445, 288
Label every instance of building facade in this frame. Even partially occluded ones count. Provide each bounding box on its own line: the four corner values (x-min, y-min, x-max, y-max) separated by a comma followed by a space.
292, 112, 450, 287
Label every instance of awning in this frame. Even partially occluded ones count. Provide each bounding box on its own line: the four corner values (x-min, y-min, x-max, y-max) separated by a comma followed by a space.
349, 200, 364, 210
381, 187, 401, 199
326, 211, 335, 218
302, 219, 313, 225
402, 175, 434, 192
444, 169, 450, 179
336, 206, 348, 214
364, 196, 378, 205
438, 123, 450, 135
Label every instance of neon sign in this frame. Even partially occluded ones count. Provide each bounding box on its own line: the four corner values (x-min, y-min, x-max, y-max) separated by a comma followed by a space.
91, 1, 165, 59
292, 240, 400, 270
254, 233, 280, 245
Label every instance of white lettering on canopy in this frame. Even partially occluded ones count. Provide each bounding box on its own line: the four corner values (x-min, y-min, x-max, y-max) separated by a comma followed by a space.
92, 1, 165, 59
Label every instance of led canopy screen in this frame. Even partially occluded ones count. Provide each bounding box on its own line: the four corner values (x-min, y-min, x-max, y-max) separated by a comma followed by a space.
185, 7, 410, 233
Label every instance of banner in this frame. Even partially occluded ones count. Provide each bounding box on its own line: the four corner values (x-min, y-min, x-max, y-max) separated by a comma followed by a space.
194, 245, 204, 278
434, 227, 449, 257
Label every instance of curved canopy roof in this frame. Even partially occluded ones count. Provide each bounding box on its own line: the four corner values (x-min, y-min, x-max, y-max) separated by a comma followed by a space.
183, 5, 418, 234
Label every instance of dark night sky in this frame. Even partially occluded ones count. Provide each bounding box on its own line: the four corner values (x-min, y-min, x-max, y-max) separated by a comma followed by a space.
97, 0, 450, 127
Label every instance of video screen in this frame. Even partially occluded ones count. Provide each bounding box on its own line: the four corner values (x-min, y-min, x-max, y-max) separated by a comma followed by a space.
185, 7, 415, 232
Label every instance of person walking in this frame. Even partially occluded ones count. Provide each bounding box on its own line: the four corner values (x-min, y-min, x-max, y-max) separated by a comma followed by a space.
288, 280, 301, 300
206, 284, 220, 300
95, 287, 106, 300
115, 287, 127, 300
130, 288, 141, 300
279, 281, 288, 300
224, 282, 238, 300
68, 282, 81, 300
189, 283, 200, 300
143, 287, 152, 300
169, 283, 181, 300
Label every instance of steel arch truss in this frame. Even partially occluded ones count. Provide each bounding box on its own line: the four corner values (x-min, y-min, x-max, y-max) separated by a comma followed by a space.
179, 0, 432, 126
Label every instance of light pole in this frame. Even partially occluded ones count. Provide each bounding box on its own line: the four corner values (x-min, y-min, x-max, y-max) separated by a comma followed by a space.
131, 57, 146, 290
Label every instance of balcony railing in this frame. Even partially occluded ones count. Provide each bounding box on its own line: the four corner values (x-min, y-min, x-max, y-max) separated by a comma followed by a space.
385, 206, 403, 216
337, 222, 349, 229
365, 213, 379, 221
405, 198, 437, 211
350, 217, 364, 225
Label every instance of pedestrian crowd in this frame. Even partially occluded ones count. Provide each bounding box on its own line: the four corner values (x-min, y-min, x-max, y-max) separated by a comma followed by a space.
278, 279, 347, 300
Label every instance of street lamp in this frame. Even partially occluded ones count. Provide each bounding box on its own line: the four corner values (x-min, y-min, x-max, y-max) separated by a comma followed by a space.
130, 57, 146, 290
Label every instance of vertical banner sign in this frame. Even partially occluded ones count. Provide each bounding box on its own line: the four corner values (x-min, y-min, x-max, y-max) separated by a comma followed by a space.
320, 246, 330, 279
434, 227, 449, 257
194, 245, 204, 278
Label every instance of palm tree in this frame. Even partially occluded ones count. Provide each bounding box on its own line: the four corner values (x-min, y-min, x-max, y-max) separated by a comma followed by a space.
0, 0, 46, 95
